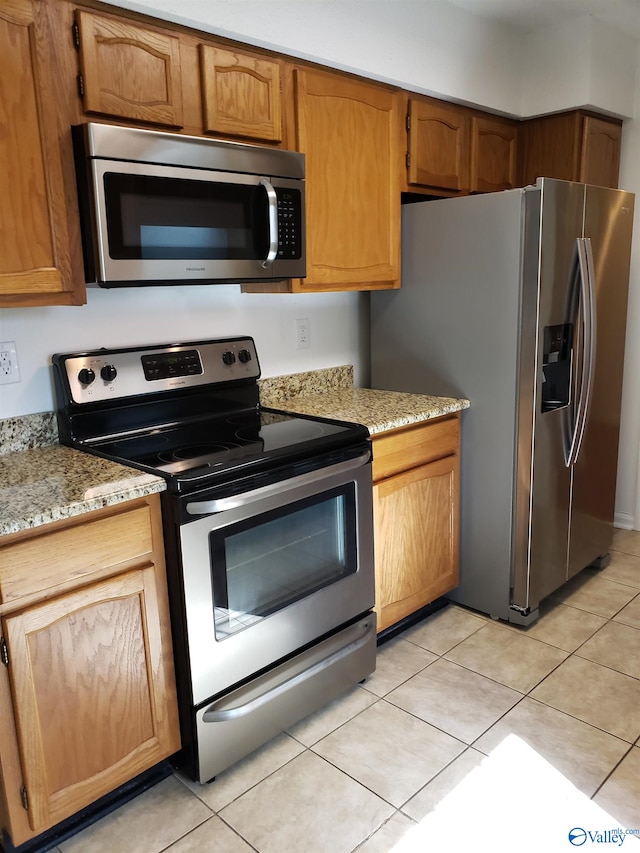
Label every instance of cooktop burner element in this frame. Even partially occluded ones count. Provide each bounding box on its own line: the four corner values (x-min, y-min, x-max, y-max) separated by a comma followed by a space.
52, 336, 370, 492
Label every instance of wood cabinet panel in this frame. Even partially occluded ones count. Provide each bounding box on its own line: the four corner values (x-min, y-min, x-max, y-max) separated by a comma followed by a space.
407, 97, 471, 193
374, 454, 459, 632
0, 0, 83, 306
75, 9, 184, 127
579, 115, 622, 188
200, 44, 282, 142
290, 67, 401, 291
4, 567, 179, 833
470, 114, 518, 193
0, 504, 153, 604
372, 416, 459, 481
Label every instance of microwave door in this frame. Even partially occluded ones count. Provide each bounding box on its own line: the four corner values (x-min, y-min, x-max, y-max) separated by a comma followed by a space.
86, 160, 303, 285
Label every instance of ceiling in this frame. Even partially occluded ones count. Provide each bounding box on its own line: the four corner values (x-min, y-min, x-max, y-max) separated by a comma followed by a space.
447, 0, 640, 39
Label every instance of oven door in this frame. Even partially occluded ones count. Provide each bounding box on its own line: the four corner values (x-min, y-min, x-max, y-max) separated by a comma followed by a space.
178, 447, 374, 705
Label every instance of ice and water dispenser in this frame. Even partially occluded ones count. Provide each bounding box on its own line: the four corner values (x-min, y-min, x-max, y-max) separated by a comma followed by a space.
541, 324, 573, 412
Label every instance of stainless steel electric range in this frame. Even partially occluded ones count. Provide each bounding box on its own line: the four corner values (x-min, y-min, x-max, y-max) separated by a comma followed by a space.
52, 337, 376, 783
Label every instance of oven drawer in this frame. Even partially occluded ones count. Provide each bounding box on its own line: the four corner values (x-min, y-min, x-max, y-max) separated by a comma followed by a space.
194, 613, 376, 782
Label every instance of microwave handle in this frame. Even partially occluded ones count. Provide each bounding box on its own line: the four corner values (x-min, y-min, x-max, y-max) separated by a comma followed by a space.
259, 178, 278, 268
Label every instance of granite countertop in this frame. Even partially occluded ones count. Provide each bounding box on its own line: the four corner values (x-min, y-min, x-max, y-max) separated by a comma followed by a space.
260, 369, 469, 435
0, 445, 165, 537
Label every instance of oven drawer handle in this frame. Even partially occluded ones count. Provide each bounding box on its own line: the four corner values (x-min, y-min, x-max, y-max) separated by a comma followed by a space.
201, 618, 374, 723
185, 450, 371, 515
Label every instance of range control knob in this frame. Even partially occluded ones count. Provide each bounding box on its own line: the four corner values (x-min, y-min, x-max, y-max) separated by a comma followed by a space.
238, 349, 252, 364
222, 351, 236, 366
78, 367, 95, 385
100, 364, 117, 382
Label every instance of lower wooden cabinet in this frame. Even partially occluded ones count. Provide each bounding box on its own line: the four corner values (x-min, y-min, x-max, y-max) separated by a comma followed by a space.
372, 415, 460, 632
0, 495, 180, 848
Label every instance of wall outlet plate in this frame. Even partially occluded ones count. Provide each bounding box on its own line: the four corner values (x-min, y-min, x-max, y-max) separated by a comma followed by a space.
0, 341, 21, 385
296, 318, 310, 349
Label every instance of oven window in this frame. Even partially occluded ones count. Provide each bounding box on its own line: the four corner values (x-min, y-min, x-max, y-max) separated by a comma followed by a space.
210, 485, 357, 638
103, 173, 269, 260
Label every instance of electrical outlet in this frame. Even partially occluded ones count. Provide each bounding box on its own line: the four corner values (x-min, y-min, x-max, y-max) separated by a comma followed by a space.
296, 318, 310, 349
0, 341, 21, 385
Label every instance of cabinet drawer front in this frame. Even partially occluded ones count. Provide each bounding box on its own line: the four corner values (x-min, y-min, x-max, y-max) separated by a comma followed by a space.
372, 416, 459, 482
0, 504, 154, 604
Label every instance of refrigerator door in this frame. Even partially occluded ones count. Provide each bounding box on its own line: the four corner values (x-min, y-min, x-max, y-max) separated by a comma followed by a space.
567, 186, 634, 577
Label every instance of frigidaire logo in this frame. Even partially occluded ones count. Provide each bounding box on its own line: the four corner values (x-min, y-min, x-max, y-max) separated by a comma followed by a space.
185, 267, 206, 272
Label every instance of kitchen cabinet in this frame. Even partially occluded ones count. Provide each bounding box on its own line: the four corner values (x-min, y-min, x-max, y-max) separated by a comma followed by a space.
519, 110, 622, 189
0, 495, 180, 848
470, 114, 518, 193
199, 44, 283, 143
0, 0, 84, 307
372, 415, 460, 632
74, 8, 184, 128
245, 66, 401, 293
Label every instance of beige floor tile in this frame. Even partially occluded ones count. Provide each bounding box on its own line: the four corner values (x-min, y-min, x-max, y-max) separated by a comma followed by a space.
286, 685, 378, 746
402, 604, 487, 655
354, 812, 417, 852
58, 776, 212, 853
598, 550, 640, 589
614, 594, 640, 629
164, 815, 253, 852
530, 656, 640, 742
402, 748, 486, 822
550, 570, 638, 617
312, 700, 465, 807
177, 732, 304, 812
443, 622, 568, 692
576, 620, 640, 679
612, 528, 640, 558
386, 658, 523, 743
593, 747, 640, 831
362, 637, 437, 697
474, 697, 630, 796
219, 751, 393, 853
504, 601, 607, 651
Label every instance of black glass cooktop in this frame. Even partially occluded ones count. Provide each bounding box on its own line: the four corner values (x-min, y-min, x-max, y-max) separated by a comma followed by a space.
91, 408, 367, 483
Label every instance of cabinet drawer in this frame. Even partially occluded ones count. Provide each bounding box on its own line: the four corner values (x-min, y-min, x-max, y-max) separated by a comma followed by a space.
372, 415, 459, 482
0, 503, 154, 604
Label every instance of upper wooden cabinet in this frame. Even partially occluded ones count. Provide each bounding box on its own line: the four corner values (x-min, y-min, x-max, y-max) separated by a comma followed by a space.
0, 0, 84, 307
405, 96, 518, 196
74, 9, 184, 128
519, 110, 622, 189
0, 496, 180, 847
406, 96, 471, 193
287, 67, 401, 292
470, 114, 518, 193
199, 44, 282, 143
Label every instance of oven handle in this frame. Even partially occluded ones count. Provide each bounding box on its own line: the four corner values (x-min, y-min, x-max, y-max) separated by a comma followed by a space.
185, 450, 371, 515
201, 617, 374, 722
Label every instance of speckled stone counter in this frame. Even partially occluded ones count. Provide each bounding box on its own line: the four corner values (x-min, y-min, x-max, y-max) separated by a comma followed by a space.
0, 445, 165, 537
259, 367, 469, 435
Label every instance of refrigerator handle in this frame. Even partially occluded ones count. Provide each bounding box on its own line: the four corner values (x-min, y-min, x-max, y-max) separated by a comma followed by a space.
567, 237, 597, 467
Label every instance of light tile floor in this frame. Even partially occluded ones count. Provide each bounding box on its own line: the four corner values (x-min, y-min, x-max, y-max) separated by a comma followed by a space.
52, 530, 640, 852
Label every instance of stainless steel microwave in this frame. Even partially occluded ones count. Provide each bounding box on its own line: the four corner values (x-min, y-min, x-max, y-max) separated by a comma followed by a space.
72, 122, 306, 287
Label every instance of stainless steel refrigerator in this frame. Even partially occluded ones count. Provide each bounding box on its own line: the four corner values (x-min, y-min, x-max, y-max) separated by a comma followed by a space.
370, 178, 634, 624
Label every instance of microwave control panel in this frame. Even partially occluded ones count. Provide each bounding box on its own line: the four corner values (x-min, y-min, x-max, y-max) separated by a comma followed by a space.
277, 189, 302, 259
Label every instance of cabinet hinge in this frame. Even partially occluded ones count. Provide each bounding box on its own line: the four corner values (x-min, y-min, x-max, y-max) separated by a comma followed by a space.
72, 20, 80, 49
77, 73, 85, 99
0, 637, 8, 667
406, 151, 410, 170
406, 114, 411, 132
20, 784, 28, 812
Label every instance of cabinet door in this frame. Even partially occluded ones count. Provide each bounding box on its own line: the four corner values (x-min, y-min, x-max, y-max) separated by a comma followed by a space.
0, 0, 82, 306
293, 68, 401, 290
374, 455, 459, 632
3, 567, 180, 834
75, 9, 183, 127
579, 115, 622, 189
407, 97, 470, 192
200, 44, 282, 142
470, 115, 518, 193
